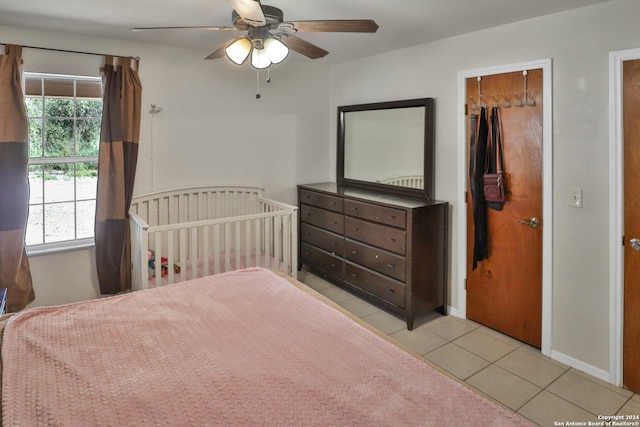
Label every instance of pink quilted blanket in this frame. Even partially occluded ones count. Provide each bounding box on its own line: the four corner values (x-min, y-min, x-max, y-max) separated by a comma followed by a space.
2, 268, 533, 426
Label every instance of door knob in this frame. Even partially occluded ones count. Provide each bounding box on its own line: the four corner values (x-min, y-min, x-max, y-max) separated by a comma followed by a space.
517, 217, 540, 228
631, 238, 640, 251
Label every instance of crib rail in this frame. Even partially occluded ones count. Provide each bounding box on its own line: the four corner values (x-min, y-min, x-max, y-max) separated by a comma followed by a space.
377, 175, 424, 189
129, 187, 297, 291
130, 186, 264, 226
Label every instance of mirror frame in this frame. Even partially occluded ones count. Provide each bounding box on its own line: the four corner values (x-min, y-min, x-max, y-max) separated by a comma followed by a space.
337, 97, 435, 199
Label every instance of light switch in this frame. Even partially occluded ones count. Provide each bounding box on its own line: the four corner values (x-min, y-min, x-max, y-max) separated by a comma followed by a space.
569, 189, 583, 208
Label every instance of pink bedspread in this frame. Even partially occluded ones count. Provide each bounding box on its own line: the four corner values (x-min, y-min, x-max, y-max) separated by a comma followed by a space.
2, 268, 533, 426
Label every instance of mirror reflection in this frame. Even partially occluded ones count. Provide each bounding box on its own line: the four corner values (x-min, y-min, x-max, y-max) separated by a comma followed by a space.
343, 107, 425, 189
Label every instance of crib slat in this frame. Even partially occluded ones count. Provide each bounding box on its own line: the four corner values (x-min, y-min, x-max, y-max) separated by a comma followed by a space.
224, 222, 231, 272
155, 233, 162, 288
282, 214, 290, 274
167, 231, 175, 284
203, 225, 210, 277
254, 217, 261, 268
244, 219, 251, 270
273, 215, 280, 268
235, 221, 241, 270
179, 228, 187, 282
191, 227, 198, 280
214, 224, 221, 275
265, 217, 272, 269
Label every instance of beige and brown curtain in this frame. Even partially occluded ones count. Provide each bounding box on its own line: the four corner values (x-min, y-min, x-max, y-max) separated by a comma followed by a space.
95, 56, 142, 294
0, 45, 35, 312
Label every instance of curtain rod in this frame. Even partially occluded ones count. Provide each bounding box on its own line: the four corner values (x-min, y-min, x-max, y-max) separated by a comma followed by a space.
1, 43, 140, 61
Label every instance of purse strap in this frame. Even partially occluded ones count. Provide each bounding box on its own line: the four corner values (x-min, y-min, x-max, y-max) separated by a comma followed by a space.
484, 113, 494, 174
485, 107, 504, 174
493, 107, 504, 173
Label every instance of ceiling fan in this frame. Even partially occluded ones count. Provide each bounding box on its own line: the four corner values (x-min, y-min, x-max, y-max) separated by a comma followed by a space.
131, 0, 379, 68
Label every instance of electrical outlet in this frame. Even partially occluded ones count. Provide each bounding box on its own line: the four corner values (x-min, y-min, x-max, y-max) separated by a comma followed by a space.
569, 189, 583, 208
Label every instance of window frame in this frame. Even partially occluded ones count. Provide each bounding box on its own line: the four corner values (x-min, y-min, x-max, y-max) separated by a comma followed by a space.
24, 72, 103, 255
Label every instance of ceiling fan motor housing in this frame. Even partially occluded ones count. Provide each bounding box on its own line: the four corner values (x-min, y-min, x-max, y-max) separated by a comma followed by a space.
232, 5, 284, 30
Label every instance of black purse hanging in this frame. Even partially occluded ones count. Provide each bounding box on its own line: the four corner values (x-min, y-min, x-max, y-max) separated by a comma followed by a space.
483, 107, 507, 210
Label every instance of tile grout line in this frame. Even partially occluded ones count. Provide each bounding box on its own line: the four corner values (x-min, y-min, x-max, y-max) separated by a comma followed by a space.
300, 273, 640, 422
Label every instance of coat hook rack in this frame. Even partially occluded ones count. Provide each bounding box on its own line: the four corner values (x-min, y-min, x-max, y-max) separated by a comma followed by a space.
469, 70, 536, 111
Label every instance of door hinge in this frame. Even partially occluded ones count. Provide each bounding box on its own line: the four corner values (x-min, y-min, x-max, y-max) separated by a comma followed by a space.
465, 191, 468, 202
623, 235, 625, 246
464, 279, 467, 290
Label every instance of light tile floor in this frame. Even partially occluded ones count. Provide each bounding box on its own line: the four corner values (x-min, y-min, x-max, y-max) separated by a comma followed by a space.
299, 270, 640, 427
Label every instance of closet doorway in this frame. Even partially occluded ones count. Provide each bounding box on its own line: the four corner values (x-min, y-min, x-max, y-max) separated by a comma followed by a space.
622, 58, 640, 393
465, 69, 544, 348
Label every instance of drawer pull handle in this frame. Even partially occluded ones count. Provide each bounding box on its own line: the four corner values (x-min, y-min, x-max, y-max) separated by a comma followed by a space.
351, 250, 358, 255
387, 263, 395, 269
304, 252, 310, 255
333, 221, 338, 224
390, 238, 396, 242
387, 289, 395, 294
330, 263, 337, 268
351, 273, 358, 278
331, 242, 337, 246
351, 207, 358, 211
331, 202, 337, 205
353, 227, 359, 231
389, 215, 396, 220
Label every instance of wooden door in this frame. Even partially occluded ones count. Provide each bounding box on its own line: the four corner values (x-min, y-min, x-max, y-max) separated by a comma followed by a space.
466, 70, 544, 348
623, 59, 640, 393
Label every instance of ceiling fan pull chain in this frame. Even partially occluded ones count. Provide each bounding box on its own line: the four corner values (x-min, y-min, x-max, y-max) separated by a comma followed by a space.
266, 67, 271, 83
256, 68, 261, 99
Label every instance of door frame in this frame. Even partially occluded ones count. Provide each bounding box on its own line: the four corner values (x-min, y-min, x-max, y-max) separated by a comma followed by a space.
455, 59, 553, 357
609, 47, 640, 387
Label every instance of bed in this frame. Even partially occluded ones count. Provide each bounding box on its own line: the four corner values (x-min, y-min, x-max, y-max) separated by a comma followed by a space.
0, 268, 534, 426
129, 186, 298, 290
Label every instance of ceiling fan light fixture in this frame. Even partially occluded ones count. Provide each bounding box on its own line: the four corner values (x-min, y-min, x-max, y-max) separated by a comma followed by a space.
263, 37, 289, 64
251, 47, 272, 69
225, 37, 252, 65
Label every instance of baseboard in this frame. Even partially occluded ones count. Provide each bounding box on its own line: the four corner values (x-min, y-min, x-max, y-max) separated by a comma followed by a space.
550, 349, 611, 384
447, 305, 464, 319
446, 306, 613, 385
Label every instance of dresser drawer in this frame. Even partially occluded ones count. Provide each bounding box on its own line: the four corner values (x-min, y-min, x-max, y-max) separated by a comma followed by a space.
345, 217, 406, 255
301, 242, 344, 280
301, 204, 344, 234
345, 239, 406, 282
345, 262, 405, 309
301, 223, 344, 256
299, 189, 343, 213
344, 199, 406, 229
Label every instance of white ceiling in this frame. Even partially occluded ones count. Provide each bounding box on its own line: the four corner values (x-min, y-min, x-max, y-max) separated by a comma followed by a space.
0, 0, 611, 64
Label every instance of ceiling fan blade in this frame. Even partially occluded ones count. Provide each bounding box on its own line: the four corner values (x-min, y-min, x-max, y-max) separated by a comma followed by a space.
227, 0, 266, 27
131, 26, 236, 31
281, 36, 328, 59
289, 20, 379, 33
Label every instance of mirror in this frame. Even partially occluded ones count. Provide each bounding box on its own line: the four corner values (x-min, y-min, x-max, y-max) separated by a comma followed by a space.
337, 98, 434, 198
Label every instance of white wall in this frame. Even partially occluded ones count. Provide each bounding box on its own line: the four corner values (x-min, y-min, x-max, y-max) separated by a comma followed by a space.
330, 0, 638, 377
0, 24, 331, 307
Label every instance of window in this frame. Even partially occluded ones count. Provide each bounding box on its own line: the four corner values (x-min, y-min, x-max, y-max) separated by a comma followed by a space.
24, 73, 102, 251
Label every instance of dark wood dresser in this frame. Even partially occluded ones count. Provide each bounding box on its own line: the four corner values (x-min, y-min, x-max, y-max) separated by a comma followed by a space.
298, 182, 448, 330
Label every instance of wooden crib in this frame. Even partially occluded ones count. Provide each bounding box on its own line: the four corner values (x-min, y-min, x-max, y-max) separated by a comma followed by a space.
129, 186, 298, 291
